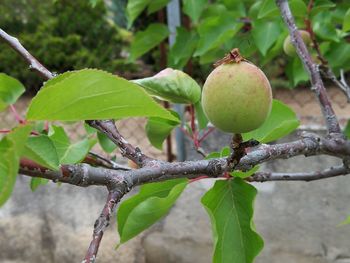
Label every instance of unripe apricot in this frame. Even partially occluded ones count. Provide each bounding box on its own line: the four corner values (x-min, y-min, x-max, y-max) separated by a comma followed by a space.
283, 30, 311, 56
201, 61, 272, 133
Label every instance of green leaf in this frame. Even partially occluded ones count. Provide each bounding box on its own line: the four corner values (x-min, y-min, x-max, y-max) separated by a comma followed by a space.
311, 0, 336, 16
338, 215, 350, 226
252, 20, 281, 55
325, 42, 350, 71
182, 0, 207, 24
129, 23, 169, 61
243, 100, 300, 143
22, 135, 60, 170
258, 0, 278, 18
117, 178, 188, 244
205, 146, 230, 159
258, 0, 306, 18
168, 27, 199, 69
133, 68, 201, 104
89, 0, 102, 7
97, 132, 116, 153
286, 57, 309, 87
201, 178, 264, 263
313, 12, 340, 42
30, 178, 49, 192
146, 111, 180, 149
0, 125, 31, 207
49, 125, 90, 164
147, 0, 170, 14
231, 166, 260, 178
0, 73, 25, 111
344, 120, 350, 139
27, 69, 177, 122
194, 100, 208, 130
194, 15, 242, 56
126, 0, 150, 28
343, 8, 350, 32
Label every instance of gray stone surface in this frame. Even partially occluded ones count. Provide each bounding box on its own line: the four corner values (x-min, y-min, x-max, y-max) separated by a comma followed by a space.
0, 176, 145, 263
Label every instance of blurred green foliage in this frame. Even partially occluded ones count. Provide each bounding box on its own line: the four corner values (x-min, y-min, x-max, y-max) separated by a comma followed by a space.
0, 0, 131, 92
126, 0, 350, 88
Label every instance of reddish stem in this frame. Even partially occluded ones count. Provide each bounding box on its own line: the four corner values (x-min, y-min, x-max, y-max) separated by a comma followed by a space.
9, 105, 26, 124
304, 0, 328, 65
0, 129, 11, 134
198, 127, 215, 144
179, 126, 192, 138
189, 175, 209, 183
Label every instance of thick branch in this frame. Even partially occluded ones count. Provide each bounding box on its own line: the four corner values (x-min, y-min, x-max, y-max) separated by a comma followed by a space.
19, 133, 350, 186
249, 165, 350, 182
276, 0, 341, 134
0, 29, 54, 80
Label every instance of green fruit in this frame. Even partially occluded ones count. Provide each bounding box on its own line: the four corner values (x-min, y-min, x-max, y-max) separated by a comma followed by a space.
283, 30, 311, 56
201, 61, 272, 134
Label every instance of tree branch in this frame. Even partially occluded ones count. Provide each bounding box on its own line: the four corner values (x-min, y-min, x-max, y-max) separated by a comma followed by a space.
276, 0, 341, 134
83, 188, 128, 263
86, 120, 152, 166
0, 29, 54, 80
248, 165, 350, 182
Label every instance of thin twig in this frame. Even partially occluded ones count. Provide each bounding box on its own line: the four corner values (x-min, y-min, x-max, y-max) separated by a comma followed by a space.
86, 152, 131, 171
83, 189, 128, 263
276, 0, 341, 134
248, 165, 350, 182
0, 29, 54, 79
86, 120, 152, 167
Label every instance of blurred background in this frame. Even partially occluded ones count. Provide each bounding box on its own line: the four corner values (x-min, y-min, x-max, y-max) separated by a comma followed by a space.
0, 0, 350, 262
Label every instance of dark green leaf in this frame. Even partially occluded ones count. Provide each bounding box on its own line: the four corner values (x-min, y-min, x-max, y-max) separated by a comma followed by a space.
133, 68, 201, 104
182, 0, 207, 23
325, 42, 350, 71
243, 100, 300, 143
27, 69, 177, 122
129, 23, 169, 61
117, 178, 188, 244
22, 135, 60, 170
311, 0, 336, 16
252, 20, 281, 55
201, 178, 264, 263
194, 15, 242, 56
258, 0, 306, 18
126, 0, 150, 28
0, 73, 25, 111
146, 111, 180, 150
147, 0, 170, 14
168, 27, 198, 69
